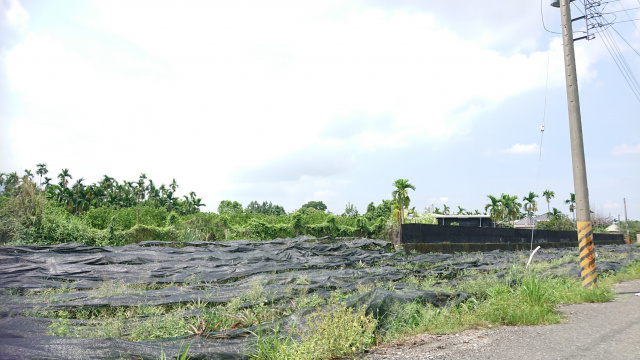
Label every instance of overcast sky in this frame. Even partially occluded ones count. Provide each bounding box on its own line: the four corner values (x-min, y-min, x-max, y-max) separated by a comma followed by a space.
1, 0, 639, 219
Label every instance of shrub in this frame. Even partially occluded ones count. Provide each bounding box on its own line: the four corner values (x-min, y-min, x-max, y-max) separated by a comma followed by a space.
536, 214, 576, 231
120, 224, 180, 244
83, 205, 169, 231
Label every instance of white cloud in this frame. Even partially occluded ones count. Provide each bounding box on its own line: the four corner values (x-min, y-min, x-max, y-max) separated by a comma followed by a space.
2, 1, 570, 183
1, 0, 29, 32
69, 1, 569, 152
505, 143, 539, 155
612, 143, 640, 155
2, 0, 618, 213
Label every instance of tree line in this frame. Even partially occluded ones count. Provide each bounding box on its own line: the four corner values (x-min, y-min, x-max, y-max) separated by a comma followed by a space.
1, 165, 204, 216
1, 165, 628, 246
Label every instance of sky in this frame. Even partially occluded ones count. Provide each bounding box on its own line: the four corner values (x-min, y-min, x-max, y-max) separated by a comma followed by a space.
1, 0, 639, 220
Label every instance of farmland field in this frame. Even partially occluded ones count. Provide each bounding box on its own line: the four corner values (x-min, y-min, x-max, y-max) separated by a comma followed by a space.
0, 237, 638, 359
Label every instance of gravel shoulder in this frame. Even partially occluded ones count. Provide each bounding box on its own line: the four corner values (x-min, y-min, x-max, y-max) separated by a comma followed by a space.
360, 279, 640, 360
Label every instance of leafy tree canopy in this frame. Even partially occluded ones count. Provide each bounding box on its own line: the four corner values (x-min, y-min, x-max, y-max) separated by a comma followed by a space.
342, 202, 359, 218
245, 201, 286, 216
364, 199, 393, 221
300, 201, 327, 212
536, 213, 576, 231
217, 200, 243, 215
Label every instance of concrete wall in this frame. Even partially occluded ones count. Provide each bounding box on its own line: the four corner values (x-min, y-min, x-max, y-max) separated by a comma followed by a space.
402, 223, 624, 245
436, 217, 494, 228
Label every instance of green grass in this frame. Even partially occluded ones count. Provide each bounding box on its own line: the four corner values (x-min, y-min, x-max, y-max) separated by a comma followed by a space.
249, 302, 377, 360
40, 297, 302, 341
375, 262, 636, 344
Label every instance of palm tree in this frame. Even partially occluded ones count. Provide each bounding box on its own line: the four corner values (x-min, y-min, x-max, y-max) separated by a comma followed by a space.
442, 204, 450, 215
391, 179, 416, 226
542, 189, 555, 214
522, 191, 538, 217
565, 193, 576, 221
456, 206, 467, 215
36, 163, 48, 187
58, 169, 72, 188
100, 175, 114, 191
23, 169, 34, 182
485, 195, 502, 227
500, 193, 521, 224
3, 172, 19, 195
192, 196, 205, 214
137, 173, 147, 202
169, 178, 179, 193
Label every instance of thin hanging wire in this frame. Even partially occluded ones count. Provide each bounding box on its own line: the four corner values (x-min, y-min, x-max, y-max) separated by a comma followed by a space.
530, 32, 552, 252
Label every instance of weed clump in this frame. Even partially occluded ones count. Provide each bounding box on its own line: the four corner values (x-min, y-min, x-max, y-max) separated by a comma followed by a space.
250, 302, 377, 360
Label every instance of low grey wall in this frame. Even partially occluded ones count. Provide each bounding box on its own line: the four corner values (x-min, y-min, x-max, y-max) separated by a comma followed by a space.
402, 224, 624, 245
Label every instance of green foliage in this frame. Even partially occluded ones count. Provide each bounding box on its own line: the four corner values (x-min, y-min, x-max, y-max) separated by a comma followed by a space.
218, 200, 244, 215
290, 303, 377, 359
35, 169, 204, 216
619, 220, 640, 240
485, 193, 524, 227
536, 213, 576, 231
342, 202, 359, 218
299, 201, 327, 213
411, 213, 437, 225
247, 218, 295, 240
159, 343, 192, 360
364, 200, 393, 221
120, 224, 180, 244
167, 212, 180, 227
1, 166, 400, 244
246, 201, 286, 216
82, 205, 169, 231
249, 303, 377, 360
391, 179, 415, 225
249, 323, 295, 360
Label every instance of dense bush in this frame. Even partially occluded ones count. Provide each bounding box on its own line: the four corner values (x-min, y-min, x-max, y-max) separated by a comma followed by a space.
536, 214, 576, 231
82, 205, 169, 231
0, 175, 396, 245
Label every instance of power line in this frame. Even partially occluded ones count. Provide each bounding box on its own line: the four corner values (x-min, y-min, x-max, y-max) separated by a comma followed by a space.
599, 23, 640, 101
602, 6, 640, 14
611, 25, 640, 56
618, 0, 640, 34
541, 0, 563, 34
546, 0, 640, 102
608, 18, 640, 24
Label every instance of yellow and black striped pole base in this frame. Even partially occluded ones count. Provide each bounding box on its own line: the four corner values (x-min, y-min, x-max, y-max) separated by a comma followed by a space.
578, 221, 597, 289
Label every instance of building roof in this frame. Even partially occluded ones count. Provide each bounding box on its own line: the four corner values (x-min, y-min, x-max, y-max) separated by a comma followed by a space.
605, 223, 620, 232
513, 214, 551, 228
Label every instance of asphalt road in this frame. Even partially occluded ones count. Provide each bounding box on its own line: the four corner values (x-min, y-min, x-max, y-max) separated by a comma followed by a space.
361, 279, 640, 360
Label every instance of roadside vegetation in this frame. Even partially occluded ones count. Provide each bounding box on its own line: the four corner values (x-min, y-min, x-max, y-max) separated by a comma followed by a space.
249, 259, 639, 360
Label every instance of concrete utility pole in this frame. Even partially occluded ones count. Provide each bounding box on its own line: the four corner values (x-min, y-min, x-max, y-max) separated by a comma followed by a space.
623, 198, 630, 243
557, 0, 597, 288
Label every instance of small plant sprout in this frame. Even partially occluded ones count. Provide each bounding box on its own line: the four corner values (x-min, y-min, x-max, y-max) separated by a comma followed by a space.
186, 317, 210, 336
